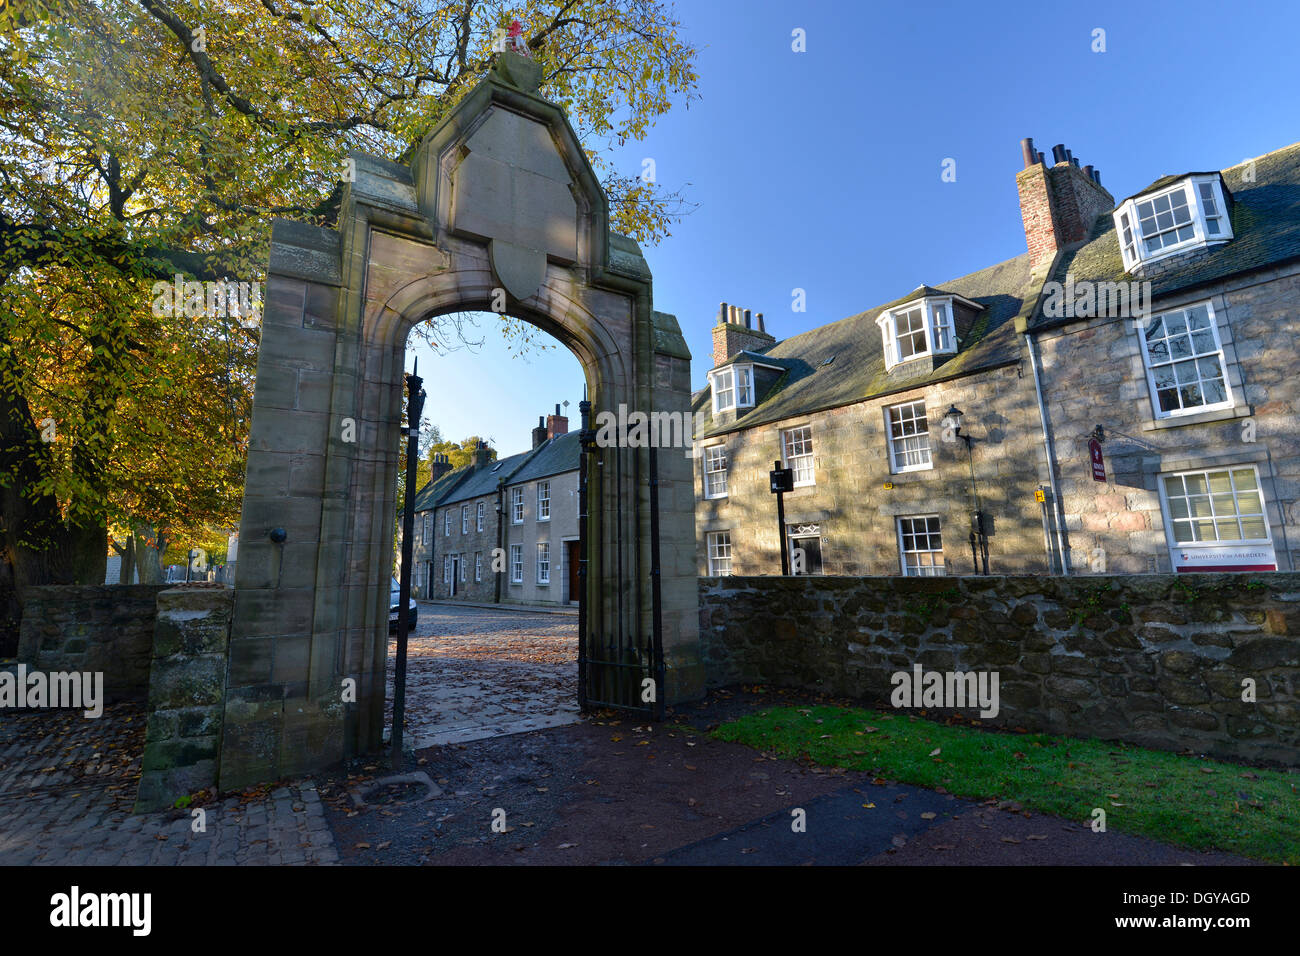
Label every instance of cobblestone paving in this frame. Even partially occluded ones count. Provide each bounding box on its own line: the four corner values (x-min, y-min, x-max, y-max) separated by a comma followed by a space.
385, 604, 580, 747
0, 701, 337, 865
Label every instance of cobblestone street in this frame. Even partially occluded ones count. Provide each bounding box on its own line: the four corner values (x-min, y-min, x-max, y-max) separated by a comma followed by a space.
0, 701, 337, 866
385, 603, 580, 747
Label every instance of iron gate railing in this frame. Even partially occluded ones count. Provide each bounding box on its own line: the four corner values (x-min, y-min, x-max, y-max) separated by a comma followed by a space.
576, 399, 665, 719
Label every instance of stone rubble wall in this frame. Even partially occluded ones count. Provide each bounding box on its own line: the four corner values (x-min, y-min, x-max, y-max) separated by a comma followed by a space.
16, 585, 171, 703
699, 573, 1300, 766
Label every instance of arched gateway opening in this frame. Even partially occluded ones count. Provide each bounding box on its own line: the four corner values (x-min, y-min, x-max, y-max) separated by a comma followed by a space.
219, 53, 700, 791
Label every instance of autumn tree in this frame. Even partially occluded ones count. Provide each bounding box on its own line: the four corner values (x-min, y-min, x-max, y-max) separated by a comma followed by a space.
0, 0, 698, 647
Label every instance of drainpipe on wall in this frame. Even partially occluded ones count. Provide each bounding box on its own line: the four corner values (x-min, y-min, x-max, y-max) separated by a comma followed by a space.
495, 481, 505, 604
1026, 329, 1072, 575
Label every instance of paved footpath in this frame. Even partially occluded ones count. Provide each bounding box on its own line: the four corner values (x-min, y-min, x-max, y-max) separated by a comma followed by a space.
0, 701, 337, 866
385, 604, 580, 747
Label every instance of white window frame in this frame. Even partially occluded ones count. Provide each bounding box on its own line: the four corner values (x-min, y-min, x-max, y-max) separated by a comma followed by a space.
442, 554, 450, 584
537, 481, 551, 521
444, 510, 451, 536
476, 501, 485, 532
1114, 174, 1233, 272
703, 444, 728, 499
461, 505, 469, 534
537, 542, 550, 584
782, 425, 815, 487
509, 544, 523, 584
1157, 465, 1271, 548
422, 513, 432, 546
459, 552, 467, 581
886, 400, 932, 473
710, 364, 755, 414
1138, 300, 1234, 420
897, 515, 945, 576
510, 487, 524, 524
877, 297, 958, 370
474, 552, 482, 582
706, 531, 732, 576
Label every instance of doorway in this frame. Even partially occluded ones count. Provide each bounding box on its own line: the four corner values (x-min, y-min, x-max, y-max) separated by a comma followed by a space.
566, 539, 581, 605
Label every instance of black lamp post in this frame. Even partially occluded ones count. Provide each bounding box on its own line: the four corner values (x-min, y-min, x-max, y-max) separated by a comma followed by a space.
391, 363, 425, 768
945, 405, 989, 575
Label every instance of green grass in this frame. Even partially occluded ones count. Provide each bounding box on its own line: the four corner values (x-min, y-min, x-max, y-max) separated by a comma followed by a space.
713, 705, 1300, 864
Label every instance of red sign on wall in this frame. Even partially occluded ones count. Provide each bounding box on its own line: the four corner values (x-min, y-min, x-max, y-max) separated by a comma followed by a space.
1089, 438, 1106, 482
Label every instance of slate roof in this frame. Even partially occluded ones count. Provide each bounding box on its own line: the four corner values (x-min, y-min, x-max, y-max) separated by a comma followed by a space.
412, 465, 469, 513
696, 252, 1036, 437
1033, 140, 1300, 330
507, 430, 580, 484
412, 433, 581, 513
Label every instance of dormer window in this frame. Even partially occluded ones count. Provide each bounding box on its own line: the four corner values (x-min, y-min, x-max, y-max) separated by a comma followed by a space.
877, 297, 957, 370
710, 364, 754, 414
1114, 174, 1233, 272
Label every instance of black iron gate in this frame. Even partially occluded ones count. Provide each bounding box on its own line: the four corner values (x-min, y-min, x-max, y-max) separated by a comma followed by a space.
576, 399, 666, 719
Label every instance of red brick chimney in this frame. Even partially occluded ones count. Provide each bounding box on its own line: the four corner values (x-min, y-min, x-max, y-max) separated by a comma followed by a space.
545, 404, 568, 439
711, 302, 775, 367
1016, 138, 1115, 270
471, 440, 492, 468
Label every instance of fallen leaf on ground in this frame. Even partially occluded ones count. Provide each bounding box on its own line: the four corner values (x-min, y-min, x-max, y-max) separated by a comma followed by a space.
920, 812, 937, 820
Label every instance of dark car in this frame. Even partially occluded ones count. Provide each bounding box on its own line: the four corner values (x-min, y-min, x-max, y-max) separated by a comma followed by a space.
389, 577, 418, 632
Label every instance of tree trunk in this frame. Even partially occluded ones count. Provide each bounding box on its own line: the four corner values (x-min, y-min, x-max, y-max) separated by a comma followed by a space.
0, 553, 20, 657
112, 534, 136, 584
133, 524, 167, 583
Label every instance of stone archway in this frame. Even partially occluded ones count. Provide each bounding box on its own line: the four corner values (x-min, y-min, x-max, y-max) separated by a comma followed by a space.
219, 53, 701, 790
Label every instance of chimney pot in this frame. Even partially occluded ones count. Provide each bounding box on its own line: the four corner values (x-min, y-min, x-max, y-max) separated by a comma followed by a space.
756, 312, 766, 333
718, 301, 728, 325
1036, 151, 1045, 164
743, 308, 752, 329
1020, 137, 1036, 169
1092, 168, 1102, 185
1052, 144, 1067, 164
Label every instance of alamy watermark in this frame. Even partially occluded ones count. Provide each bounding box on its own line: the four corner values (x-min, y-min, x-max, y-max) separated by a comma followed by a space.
1040, 278, 1152, 322
890, 664, 1000, 718
0, 665, 103, 718
151, 274, 262, 326
592, 404, 706, 456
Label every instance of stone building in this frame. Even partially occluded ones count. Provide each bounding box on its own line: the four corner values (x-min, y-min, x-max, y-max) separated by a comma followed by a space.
695, 137, 1300, 577
413, 407, 580, 604
1029, 140, 1300, 575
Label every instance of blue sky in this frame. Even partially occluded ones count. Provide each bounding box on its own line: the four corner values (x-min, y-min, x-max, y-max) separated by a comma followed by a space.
409, 0, 1300, 453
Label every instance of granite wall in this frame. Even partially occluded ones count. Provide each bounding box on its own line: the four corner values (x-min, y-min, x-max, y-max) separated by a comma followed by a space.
699, 573, 1300, 766
16, 585, 170, 703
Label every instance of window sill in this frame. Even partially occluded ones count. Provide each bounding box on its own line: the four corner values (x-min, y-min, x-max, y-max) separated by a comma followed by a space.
890, 463, 934, 476
1142, 404, 1252, 431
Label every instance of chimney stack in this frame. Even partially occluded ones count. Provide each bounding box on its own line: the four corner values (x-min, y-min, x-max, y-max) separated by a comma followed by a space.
472, 440, 492, 468
429, 452, 453, 482
531, 415, 548, 449
712, 300, 776, 367
1017, 136, 1115, 271
545, 403, 569, 439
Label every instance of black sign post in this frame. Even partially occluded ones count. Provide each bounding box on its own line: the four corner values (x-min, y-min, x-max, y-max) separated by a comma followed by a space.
770, 460, 794, 575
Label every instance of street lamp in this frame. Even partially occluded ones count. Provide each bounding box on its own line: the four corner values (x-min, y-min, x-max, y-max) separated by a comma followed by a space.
944, 405, 989, 575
